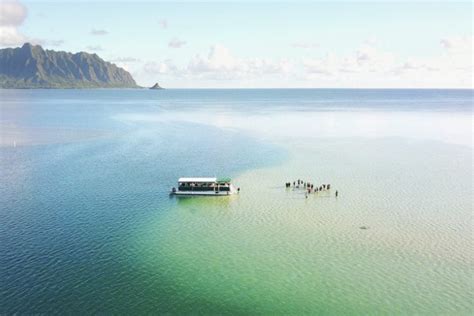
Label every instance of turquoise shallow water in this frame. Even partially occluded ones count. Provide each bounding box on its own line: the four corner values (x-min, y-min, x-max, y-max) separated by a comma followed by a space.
0, 89, 472, 314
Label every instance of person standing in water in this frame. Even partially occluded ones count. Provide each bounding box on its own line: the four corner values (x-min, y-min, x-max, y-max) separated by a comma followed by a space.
335, 190, 338, 197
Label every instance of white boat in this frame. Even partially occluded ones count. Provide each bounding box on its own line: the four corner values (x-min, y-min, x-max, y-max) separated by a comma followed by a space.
170, 177, 238, 196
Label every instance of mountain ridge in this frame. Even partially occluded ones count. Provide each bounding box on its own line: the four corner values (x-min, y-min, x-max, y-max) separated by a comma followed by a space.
0, 43, 139, 88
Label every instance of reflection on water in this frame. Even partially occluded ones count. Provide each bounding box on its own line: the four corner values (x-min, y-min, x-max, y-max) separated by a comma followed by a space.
117, 109, 473, 147
174, 195, 236, 214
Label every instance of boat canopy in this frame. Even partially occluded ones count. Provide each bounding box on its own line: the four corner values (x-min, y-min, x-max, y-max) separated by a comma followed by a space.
217, 177, 232, 183
178, 177, 217, 183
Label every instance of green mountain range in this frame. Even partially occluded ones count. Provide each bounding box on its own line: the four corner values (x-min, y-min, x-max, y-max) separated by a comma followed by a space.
0, 43, 138, 88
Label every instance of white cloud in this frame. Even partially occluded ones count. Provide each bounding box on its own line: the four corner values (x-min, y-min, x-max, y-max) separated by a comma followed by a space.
0, 0, 26, 26
303, 44, 397, 76
303, 58, 332, 75
45, 39, 64, 47
86, 45, 102, 52
168, 38, 186, 48
137, 45, 293, 86
300, 39, 472, 88
158, 19, 168, 29
185, 44, 292, 79
440, 36, 472, 53
112, 58, 143, 73
0, 26, 27, 46
90, 29, 108, 36
136, 38, 472, 88
0, 0, 28, 46
0, 0, 63, 47
144, 59, 179, 75
112, 57, 140, 63
390, 36, 472, 82
363, 37, 378, 46
438, 36, 473, 73
188, 45, 237, 73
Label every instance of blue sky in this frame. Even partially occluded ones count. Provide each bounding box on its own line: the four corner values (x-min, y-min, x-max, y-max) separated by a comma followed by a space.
2, 1, 473, 87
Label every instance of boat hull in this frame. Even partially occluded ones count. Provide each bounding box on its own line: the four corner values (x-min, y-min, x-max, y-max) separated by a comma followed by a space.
171, 190, 236, 196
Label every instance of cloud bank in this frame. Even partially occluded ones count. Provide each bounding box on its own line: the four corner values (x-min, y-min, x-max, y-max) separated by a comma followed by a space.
168, 38, 186, 48
158, 19, 167, 29
136, 37, 472, 88
143, 44, 292, 82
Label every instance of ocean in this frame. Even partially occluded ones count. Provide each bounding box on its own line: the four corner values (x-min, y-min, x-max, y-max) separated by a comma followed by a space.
0, 89, 472, 314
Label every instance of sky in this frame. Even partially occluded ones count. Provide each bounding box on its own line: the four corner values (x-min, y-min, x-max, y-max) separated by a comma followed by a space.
0, 0, 472, 88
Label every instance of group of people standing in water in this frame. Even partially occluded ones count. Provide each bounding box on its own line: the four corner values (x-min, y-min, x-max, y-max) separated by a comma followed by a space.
285, 179, 338, 198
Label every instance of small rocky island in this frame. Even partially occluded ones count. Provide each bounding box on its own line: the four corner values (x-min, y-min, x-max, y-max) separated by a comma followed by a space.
0, 43, 138, 89
149, 82, 164, 90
